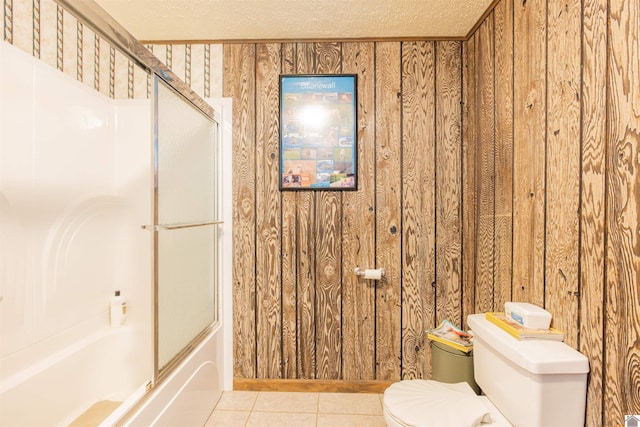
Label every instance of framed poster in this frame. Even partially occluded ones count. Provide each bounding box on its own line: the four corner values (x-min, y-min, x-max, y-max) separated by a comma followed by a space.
279, 74, 357, 190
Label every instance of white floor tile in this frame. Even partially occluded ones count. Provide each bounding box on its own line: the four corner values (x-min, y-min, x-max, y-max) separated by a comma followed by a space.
246, 411, 317, 426
215, 391, 259, 411
252, 391, 319, 413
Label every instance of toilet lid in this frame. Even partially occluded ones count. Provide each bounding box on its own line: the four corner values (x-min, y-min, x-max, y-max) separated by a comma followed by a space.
383, 380, 502, 427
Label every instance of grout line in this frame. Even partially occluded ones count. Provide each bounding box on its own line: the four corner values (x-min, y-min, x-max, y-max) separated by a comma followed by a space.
250, 391, 258, 412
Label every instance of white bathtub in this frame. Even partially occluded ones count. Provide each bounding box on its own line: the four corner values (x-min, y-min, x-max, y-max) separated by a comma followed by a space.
0, 323, 224, 427
0, 325, 149, 427
112, 324, 225, 427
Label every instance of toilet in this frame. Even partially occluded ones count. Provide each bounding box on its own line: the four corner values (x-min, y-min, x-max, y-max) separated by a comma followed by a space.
383, 313, 589, 427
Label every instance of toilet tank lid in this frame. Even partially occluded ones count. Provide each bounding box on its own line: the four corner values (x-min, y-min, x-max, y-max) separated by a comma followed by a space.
468, 314, 589, 374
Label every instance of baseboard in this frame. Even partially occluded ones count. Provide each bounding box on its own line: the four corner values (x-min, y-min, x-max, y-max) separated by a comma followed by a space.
233, 378, 394, 394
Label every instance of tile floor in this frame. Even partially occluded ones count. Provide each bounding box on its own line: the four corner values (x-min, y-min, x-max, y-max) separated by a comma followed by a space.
204, 391, 387, 427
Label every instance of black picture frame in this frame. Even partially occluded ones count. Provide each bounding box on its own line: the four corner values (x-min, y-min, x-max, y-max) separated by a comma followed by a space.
279, 74, 357, 190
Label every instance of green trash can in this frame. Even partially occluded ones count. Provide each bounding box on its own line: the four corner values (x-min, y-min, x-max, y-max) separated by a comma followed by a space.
431, 341, 480, 394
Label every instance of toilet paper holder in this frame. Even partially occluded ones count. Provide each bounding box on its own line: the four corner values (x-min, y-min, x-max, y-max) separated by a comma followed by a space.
354, 267, 385, 279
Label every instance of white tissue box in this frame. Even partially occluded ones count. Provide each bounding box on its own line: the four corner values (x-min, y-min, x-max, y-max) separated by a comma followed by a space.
504, 302, 552, 330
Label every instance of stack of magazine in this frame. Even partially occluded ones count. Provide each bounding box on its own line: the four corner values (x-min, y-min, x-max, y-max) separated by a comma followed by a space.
485, 312, 564, 341
427, 320, 474, 353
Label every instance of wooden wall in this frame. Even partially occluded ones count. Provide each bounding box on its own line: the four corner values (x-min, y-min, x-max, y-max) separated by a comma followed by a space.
224, 41, 467, 382
223, 0, 639, 424
464, 0, 640, 425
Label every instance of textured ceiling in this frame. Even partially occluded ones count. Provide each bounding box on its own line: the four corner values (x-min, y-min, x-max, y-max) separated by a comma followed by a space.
94, 0, 494, 42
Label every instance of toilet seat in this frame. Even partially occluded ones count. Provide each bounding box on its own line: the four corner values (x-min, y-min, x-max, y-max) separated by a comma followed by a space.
382, 380, 512, 427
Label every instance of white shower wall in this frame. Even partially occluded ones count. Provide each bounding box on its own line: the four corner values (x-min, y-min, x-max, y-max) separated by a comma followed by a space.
0, 39, 152, 390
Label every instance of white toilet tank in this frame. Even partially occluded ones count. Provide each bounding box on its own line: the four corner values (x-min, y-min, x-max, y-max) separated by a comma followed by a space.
467, 314, 589, 427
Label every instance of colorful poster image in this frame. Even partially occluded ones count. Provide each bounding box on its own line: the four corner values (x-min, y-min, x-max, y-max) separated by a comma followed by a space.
279, 74, 357, 190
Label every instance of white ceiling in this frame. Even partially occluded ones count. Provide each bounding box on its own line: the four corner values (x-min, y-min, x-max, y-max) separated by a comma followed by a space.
94, 0, 494, 42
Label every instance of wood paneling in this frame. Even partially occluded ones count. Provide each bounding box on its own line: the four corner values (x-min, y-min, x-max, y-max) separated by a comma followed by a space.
224, 40, 464, 383
605, 0, 640, 423
493, 0, 513, 310
255, 43, 282, 378
224, 43, 257, 378
341, 42, 376, 381
461, 35, 477, 331
401, 41, 436, 379
374, 42, 402, 381
545, 0, 581, 348
475, 16, 495, 314
461, 0, 640, 423
512, 0, 546, 306
296, 189, 316, 379
580, 0, 607, 424
314, 43, 343, 380
435, 41, 463, 326
294, 44, 317, 379
223, 0, 640, 416
280, 43, 297, 379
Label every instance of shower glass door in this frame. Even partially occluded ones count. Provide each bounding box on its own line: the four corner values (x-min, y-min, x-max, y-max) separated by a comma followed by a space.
153, 77, 219, 376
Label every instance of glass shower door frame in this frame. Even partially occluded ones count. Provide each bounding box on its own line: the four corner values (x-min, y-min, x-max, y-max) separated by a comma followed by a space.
150, 76, 222, 385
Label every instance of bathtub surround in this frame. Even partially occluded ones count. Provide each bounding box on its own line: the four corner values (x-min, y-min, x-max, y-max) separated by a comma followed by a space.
1, 1, 232, 425
0, 40, 152, 426
0, 24, 232, 427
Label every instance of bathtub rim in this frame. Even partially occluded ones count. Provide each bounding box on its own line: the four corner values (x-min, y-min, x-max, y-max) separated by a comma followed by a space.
103, 321, 224, 426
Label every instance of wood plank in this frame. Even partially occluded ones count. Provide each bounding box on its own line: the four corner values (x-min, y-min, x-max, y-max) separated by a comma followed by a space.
434, 41, 463, 325
255, 43, 282, 378
461, 35, 477, 331
579, 0, 607, 424
223, 43, 257, 378
544, 0, 581, 348
295, 43, 317, 379
280, 42, 298, 379
605, 0, 640, 422
314, 190, 342, 379
341, 41, 376, 381
313, 42, 343, 380
512, 0, 546, 306
400, 40, 436, 379
375, 42, 402, 381
296, 190, 316, 379
475, 15, 495, 314
234, 378, 394, 394
493, 0, 514, 310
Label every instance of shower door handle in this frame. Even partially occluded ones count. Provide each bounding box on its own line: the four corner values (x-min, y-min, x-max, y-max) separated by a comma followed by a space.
140, 220, 224, 231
